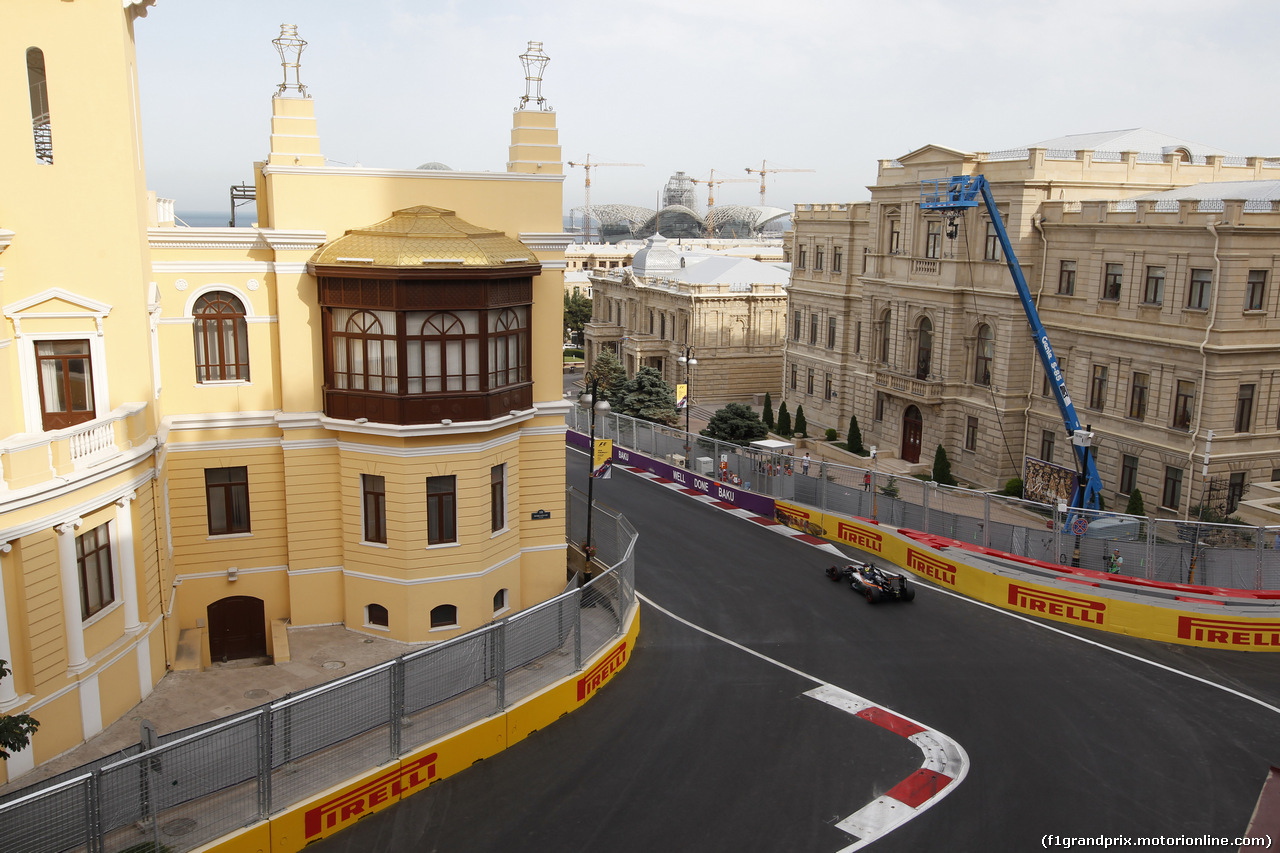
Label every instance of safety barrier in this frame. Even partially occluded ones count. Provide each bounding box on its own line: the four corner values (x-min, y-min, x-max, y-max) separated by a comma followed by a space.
568, 406, 1280, 591
0, 492, 637, 853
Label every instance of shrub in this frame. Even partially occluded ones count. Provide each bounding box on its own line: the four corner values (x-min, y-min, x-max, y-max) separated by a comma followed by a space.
847, 416, 865, 455
1125, 488, 1145, 517
762, 392, 775, 430
794, 406, 807, 438
825, 428, 838, 441
932, 445, 957, 486
776, 402, 792, 437
1001, 478, 1023, 498
700, 403, 769, 446
879, 475, 900, 498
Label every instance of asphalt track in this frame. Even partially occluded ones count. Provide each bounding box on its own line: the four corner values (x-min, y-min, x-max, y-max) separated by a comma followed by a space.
311, 453, 1280, 852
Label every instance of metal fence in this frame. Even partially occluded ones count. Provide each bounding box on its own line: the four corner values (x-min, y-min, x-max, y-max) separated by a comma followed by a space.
570, 405, 1280, 591
0, 495, 636, 853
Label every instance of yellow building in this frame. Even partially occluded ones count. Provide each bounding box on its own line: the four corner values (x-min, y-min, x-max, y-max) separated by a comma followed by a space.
1, 6, 571, 783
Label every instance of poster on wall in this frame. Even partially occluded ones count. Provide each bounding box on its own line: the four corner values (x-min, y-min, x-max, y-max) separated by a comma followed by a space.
1023, 456, 1078, 506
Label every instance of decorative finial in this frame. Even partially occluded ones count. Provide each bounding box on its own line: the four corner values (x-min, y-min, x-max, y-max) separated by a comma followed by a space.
518, 41, 551, 111
273, 24, 308, 97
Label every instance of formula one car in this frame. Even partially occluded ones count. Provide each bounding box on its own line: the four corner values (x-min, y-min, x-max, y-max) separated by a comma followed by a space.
825, 560, 915, 604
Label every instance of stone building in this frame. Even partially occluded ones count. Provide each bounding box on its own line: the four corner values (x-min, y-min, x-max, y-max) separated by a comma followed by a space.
784, 130, 1280, 516
583, 234, 790, 402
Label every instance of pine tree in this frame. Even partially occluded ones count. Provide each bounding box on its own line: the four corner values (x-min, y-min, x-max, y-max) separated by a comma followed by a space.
762, 392, 775, 430
700, 403, 768, 445
793, 406, 807, 438
585, 348, 627, 405
932, 445, 957, 486
847, 415, 864, 454
776, 402, 792, 436
1125, 488, 1146, 517
617, 366, 679, 425
0, 660, 37, 760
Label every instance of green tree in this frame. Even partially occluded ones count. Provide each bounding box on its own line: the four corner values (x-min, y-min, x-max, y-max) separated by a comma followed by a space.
563, 291, 592, 342
700, 402, 768, 446
880, 475, 900, 498
762, 392, 775, 430
932, 445, 957, 486
825, 428, 838, 441
776, 402, 792, 437
1125, 488, 1146, 517
1002, 478, 1023, 498
793, 406, 807, 438
0, 660, 37, 760
584, 348, 627, 405
847, 415, 864, 455
617, 366, 679, 425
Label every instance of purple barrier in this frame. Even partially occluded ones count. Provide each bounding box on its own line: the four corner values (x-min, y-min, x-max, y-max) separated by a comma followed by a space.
566, 431, 775, 518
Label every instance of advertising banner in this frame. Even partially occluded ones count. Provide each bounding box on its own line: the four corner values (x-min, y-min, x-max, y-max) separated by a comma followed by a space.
592, 439, 613, 478
676, 383, 688, 409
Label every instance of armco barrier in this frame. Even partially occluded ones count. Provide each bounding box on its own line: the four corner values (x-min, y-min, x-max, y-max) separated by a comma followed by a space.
193, 617, 640, 853
774, 500, 1280, 652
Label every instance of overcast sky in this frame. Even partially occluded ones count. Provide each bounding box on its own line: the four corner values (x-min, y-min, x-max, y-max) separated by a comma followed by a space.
135, 0, 1280, 217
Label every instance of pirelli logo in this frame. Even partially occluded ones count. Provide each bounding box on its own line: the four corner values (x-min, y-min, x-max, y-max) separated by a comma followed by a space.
304, 753, 437, 838
1007, 584, 1105, 625
835, 521, 883, 553
1178, 616, 1280, 648
577, 641, 627, 701
905, 548, 957, 586
776, 505, 810, 526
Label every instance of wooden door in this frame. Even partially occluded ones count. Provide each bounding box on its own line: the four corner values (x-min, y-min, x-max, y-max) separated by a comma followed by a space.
208, 596, 266, 662
902, 406, 922, 464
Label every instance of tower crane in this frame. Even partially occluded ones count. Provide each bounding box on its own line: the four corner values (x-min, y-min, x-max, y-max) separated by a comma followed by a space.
744, 160, 815, 207
690, 169, 752, 237
567, 155, 643, 242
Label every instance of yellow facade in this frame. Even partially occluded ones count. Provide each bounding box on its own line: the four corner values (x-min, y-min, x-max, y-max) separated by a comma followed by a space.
1, 7, 572, 783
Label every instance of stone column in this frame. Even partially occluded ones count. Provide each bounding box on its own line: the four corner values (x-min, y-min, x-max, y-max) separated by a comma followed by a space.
0, 544, 17, 707
115, 493, 140, 632
54, 518, 87, 671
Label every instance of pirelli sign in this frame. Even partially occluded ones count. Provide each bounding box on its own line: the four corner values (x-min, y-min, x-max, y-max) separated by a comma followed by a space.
1178, 616, 1280, 648
835, 520, 883, 553
1007, 583, 1106, 626
905, 548, 957, 587
577, 641, 628, 701
304, 753, 437, 839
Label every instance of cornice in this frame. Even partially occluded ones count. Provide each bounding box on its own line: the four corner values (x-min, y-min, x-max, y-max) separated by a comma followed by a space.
260, 164, 563, 183
0, 229, 14, 255
519, 232, 576, 252
147, 228, 326, 252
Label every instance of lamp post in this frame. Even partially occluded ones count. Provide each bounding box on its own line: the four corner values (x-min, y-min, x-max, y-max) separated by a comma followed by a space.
677, 346, 696, 468
580, 377, 610, 564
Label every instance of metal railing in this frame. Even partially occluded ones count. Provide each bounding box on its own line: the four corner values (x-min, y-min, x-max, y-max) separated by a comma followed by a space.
0, 493, 636, 853
569, 406, 1280, 591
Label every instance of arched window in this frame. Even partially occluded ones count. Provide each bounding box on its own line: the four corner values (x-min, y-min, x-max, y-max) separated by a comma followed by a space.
407, 311, 479, 393
493, 588, 509, 614
366, 603, 389, 628
974, 324, 993, 386
916, 317, 933, 380
878, 310, 892, 363
27, 48, 52, 164
430, 604, 458, 629
194, 291, 250, 382
488, 307, 529, 389
331, 309, 398, 392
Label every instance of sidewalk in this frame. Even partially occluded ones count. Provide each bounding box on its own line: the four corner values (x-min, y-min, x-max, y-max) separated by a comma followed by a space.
0, 625, 422, 797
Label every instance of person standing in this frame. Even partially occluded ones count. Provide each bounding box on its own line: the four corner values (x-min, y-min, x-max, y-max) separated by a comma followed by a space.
863, 471, 871, 491
801, 452, 811, 476
1108, 548, 1124, 574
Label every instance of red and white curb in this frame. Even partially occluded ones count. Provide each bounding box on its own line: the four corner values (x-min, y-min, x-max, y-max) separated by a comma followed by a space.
621, 466, 846, 556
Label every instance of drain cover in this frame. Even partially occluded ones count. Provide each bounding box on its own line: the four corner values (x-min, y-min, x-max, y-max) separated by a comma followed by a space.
322, 661, 345, 670
163, 817, 198, 836
244, 689, 271, 700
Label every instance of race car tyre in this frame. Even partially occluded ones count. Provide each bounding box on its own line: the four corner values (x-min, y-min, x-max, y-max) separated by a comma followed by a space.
902, 585, 915, 602
866, 588, 881, 604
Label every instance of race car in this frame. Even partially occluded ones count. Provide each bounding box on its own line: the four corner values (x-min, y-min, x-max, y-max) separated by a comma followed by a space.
825, 560, 915, 604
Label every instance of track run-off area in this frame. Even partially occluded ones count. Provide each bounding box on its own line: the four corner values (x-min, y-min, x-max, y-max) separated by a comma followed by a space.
310, 451, 1280, 852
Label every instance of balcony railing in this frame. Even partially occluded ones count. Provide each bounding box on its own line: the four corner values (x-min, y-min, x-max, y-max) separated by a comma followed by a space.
873, 370, 943, 401
1, 403, 149, 492
912, 259, 939, 275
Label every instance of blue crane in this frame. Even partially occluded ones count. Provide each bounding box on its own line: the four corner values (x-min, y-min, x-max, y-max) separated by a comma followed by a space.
920, 175, 1104, 513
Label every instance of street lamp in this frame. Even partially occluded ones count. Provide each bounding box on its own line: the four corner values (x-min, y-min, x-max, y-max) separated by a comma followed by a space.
677, 346, 697, 468
580, 377, 610, 564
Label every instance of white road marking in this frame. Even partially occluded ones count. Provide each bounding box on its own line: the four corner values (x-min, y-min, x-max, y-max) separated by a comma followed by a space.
639, 593, 970, 851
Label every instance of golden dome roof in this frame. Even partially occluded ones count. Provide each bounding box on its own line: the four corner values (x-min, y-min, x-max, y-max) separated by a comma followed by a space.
309, 206, 538, 270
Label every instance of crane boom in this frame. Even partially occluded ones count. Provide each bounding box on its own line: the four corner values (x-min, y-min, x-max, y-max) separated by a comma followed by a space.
920, 175, 1103, 514
690, 168, 752, 237
567, 155, 643, 242
745, 159, 815, 206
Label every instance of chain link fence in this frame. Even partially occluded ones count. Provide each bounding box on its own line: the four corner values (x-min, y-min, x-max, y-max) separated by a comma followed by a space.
570, 406, 1280, 591
0, 496, 637, 853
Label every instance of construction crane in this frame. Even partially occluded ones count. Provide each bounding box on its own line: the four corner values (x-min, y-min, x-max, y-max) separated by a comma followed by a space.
690, 169, 752, 237
921, 175, 1103, 518
744, 160, 815, 207
567, 155, 643, 242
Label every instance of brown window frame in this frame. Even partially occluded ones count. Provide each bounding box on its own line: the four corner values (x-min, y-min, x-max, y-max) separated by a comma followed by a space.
1246, 270, 1268, 312
974, 325, 993, 387
916, 318, 933, 380
1143, 266, 1165, 305
427, 475, 457, 545
366, 603, 389, 627
1235, 384, 1256, 433
1040, 429, 1055, 463
984, 222, 1002, 261
206, 466, 251, 535
194, 291, 250, 382
1119, 454, 1138, 495
1058, 260, 1077, 296
832, 247, 842, 273
827, 316, 837, 349
1128, 372, 1149, 420
1173, 380, 1195, 430
924, 220, 942, 259
362, 474, 387, 544
1088, 365, 1108, 411
491, 464, 505, 532
430, 604, 458, 628
1187, 268, 1213, 310
76, 523, 114, 621
965, 416, 978, 452
814, 247, 824, 272
1102, 263, 1124, 301
1162, 466, 1183, 510
331, 309, 399, 393
36, 339, 96, 431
